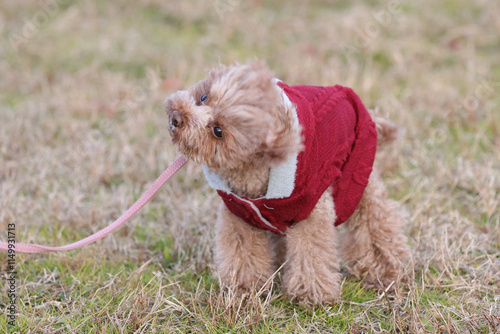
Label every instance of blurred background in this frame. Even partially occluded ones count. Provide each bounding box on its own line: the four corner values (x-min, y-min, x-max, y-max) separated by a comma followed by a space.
0, 0, 499, 332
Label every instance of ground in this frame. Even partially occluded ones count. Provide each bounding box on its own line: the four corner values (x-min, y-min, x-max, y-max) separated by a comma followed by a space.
0, 0, 499, 333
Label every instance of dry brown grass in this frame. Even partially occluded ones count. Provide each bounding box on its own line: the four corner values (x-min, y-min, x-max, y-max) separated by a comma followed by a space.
0, 0, 499, 332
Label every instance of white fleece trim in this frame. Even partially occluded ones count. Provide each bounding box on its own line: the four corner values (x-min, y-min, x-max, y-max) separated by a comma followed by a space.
266, 80, 298, 199
202, 78, 299, 200
202, 165, 232, 193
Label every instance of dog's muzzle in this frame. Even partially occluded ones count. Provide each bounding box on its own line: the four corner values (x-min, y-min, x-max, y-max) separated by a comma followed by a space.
169, 110, 184, 131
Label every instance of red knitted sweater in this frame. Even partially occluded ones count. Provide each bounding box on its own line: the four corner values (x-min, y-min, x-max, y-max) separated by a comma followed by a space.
203, 81, 378, 236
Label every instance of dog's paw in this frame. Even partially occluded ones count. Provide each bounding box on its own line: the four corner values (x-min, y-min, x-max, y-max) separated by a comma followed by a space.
283, 269, 341, 307
216, 254, 275, 294
345, 237, 409, 292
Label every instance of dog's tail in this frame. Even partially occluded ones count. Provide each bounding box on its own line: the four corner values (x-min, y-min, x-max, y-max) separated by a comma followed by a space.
369, 108, 400, 148
370, 109, 402, 173
374, 115, 399, 147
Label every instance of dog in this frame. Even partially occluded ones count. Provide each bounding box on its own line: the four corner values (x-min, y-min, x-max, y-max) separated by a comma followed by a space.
165, 62, 409, 306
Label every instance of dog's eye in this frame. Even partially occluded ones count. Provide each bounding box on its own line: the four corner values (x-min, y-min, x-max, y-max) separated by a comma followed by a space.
200, 94, 208, 103
213, 126, 223, 139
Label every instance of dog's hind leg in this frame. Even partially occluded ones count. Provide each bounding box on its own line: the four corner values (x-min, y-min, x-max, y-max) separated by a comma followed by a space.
340, 170, 410, 290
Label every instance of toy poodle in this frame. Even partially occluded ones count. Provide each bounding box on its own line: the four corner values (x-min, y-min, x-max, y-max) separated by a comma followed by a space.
165, 62, 409, 306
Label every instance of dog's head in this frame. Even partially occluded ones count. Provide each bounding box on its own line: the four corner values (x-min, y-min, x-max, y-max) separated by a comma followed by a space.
165, 62, 302, 172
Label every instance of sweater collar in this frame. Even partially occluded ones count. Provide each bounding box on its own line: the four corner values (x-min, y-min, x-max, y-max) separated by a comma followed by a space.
202, 79, 299, 200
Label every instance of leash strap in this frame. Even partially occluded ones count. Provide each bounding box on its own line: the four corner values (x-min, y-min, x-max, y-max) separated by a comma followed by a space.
0, 155, 188, 254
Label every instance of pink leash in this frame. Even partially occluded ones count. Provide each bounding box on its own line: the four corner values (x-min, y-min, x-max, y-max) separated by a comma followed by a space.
0, 155, 188, 254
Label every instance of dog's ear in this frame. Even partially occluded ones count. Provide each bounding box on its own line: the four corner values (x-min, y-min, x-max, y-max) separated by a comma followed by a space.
260, 105, 303, 165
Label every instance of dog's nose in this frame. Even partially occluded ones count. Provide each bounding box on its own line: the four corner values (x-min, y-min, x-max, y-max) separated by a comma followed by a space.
170, 110, 184, 129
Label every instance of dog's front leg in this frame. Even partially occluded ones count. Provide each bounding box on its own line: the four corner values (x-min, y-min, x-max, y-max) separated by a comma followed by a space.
214, 202, 274, 292
283, 189, 340, 306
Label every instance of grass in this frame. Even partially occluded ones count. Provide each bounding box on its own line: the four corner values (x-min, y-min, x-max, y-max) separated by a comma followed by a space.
0, 0, 499, 332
